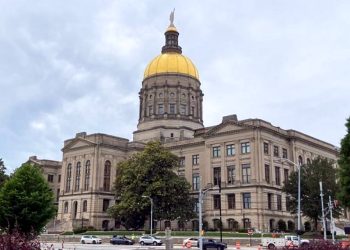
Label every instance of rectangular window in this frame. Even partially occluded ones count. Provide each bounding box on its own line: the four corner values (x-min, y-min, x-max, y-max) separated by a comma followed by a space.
158, 104, 164, 114
265, 164, 270, 184
273, 146, 279, 157
192, 154, 199, 165
227, 165, 235, 185
284, 169, 289, 183
226, 144, 235, 156
47, 174, 54, 183
241, 142, 251, 154
282, 148, 288, 159
242, 164, 251, 184
194, 201, 199, 213
58, 175, 61, 183
148, 106, 153, 115
213, 195, 221, 209
192, 175, 200, 191
103, 199, 110, 212
242, 193, 251, 209
275, 167, 281, 185
180, 104, 186, 115
213, 167, 221, 186
191, 106, 195, 115
263, 142, 269, 154
212, 146, 221, 158
169, 104, 175, 114
56, 189, 60, 202
277, 195, 282, 210
227, 194, 235, 209
179, 157, 185, 167
268, 193, 273, 210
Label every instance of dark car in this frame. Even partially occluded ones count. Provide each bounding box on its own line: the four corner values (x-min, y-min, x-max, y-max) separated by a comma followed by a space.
110, 235, 135, 245
197, 238, 227, 250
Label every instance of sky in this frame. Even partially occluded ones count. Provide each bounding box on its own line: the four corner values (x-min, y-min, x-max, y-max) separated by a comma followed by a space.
1, 1, 349, 173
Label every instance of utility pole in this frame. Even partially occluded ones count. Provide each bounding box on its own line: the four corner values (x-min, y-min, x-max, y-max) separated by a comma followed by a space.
199, 185, 203, 250
329, 196, 335, 243
319, 181, 327, 240
218, 175, 222, 242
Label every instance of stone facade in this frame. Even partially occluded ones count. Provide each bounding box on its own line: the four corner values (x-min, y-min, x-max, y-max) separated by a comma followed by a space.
49, 20, 340, 232
27, 156, 61, 204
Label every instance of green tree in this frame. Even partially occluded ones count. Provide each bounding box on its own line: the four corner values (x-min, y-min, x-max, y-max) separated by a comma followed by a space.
0, 158, 9, 187
283, 157, 339, 230
338, 117, 350, 207
0, 163, 56, 235
108, 141, 196, 230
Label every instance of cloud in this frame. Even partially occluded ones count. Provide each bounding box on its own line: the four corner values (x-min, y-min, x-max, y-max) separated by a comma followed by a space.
0, 0, 349, 173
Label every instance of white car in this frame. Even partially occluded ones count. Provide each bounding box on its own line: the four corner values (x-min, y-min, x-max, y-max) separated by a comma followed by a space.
80, 235, 102, 244
183, 237, 198, 247
139, 235, 163, 245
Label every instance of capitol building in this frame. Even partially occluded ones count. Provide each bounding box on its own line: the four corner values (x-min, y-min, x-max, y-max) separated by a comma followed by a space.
32, 17, 338, 233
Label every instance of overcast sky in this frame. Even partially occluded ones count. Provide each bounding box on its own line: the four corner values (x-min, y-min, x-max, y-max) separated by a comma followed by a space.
1, 1, 349, 173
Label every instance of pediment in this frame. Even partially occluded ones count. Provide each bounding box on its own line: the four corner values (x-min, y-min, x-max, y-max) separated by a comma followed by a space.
62, 138, 96, 151
205, 121, 247, 136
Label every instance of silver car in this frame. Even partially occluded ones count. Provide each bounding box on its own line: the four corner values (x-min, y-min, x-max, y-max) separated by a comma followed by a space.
139, 235, 162, 246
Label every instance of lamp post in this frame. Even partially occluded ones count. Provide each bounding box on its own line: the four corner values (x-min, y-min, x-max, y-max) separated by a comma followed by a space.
198, 178, 213, 250
142, 195, 153, 236
280, 158, 301, 246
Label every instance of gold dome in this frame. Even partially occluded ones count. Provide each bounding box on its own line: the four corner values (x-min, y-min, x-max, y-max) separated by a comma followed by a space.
143, 52, 199, 80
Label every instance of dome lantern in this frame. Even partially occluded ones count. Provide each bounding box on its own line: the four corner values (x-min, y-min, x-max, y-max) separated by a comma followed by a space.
162, 9, 182, 54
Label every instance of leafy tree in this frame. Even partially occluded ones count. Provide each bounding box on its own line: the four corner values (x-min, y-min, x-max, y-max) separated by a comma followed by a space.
283, 157, 339, 230
0, 158, 9, 187
0, 163, 56, 235
108, 141, 196, 230
338, 117, 350, 208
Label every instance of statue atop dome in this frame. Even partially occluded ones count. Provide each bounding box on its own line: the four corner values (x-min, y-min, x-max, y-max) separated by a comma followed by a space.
169, 8, 175, 26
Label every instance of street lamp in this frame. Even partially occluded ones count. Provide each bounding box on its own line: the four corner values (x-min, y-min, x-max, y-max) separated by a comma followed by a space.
198, 178, 214, 250
280, 158, 301, 246
142, 195, 153, 236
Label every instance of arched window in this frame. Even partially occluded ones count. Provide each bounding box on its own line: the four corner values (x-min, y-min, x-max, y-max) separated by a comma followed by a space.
228, 219, 239, 231
178, 221, 185, 231
103, 160, 111, 191
73, 201, 78, 219
102, 220, 109, 230
287, 220, 295, 231
65, 164, 72, 192
84, 160, 90, 191
83, 200, 87, 212
64, 202, 68, 213
298, 155, 303, 166
75, 162, 81, 191
164, 220, 171, 229
243, 218, 251, 229
269, 219, 275, 232
213, 219, 221, 230
192, 220, 199, 231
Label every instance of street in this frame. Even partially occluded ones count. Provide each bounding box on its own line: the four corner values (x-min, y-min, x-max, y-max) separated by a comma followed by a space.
40, 243, 260, 250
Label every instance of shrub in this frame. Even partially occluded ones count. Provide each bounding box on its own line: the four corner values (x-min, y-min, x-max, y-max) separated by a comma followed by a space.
73, 227, 87, 234
0, 230, 40, 250
282, 240, 348, 250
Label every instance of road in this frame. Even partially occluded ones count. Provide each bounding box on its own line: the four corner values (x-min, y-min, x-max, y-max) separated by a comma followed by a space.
40, 243, 260, 250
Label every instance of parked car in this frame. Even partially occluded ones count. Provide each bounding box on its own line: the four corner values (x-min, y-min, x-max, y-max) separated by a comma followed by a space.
197, 238, 227, 250
139, 235, 163, 246
183, 237, 198, 247
110, 235, 135, 245
80, 235, 102, 244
